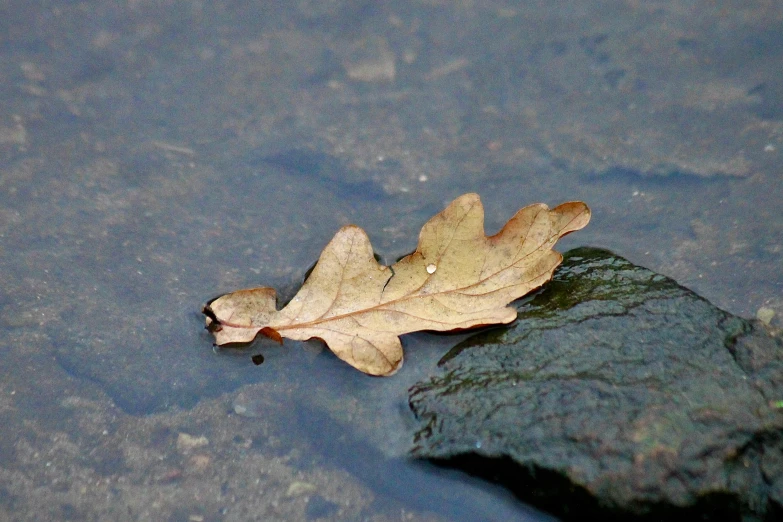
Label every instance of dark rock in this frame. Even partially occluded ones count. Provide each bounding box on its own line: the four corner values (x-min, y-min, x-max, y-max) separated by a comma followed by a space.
409, 247, 783, 520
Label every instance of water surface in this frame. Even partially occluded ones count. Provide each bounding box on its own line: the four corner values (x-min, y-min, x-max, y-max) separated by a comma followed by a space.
1, 1, 781, 520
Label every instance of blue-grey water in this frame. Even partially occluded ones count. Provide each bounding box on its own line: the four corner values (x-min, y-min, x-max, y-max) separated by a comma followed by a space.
1, 1, 781, 520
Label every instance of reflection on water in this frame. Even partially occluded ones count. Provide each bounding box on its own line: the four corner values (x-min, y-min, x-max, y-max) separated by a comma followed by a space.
1, 1, 781, 520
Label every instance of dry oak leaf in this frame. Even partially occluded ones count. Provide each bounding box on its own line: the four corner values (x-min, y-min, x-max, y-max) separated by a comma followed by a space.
204, 193, 590, 376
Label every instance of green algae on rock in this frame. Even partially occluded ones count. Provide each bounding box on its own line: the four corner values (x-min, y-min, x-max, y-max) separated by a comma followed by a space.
409, 247, 783, 520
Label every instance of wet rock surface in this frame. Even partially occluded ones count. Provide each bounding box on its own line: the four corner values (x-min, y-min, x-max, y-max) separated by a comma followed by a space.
409, 247, 783, 520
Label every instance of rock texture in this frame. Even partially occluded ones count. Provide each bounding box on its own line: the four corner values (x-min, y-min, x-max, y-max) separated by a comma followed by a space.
409, 248, 783, 520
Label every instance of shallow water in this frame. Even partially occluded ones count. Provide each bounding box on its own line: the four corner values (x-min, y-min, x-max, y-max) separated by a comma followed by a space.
1, 1, 781, 520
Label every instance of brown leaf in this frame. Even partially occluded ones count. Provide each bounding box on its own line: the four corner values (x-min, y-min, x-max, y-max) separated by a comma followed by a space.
204, 193, 590, 376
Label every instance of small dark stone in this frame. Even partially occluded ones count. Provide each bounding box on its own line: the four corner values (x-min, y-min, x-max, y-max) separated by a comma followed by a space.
409, 247, 783, 521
